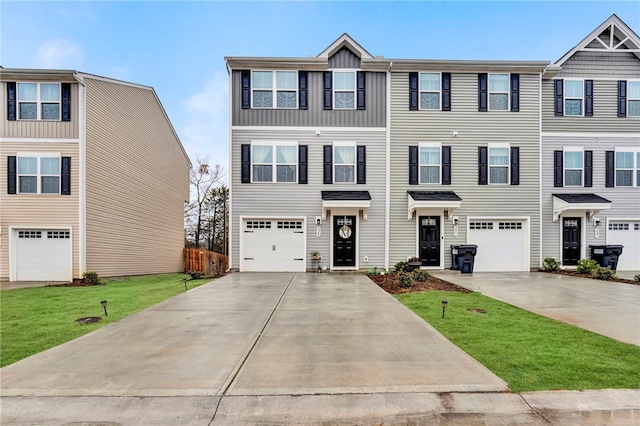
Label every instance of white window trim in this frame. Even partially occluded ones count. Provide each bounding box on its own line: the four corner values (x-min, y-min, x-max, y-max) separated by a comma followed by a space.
563, 147, 584, 187
419, 72, 441, 111
564, 79, 584, 117
251, 70, 298, 110
418, 143, 441, 184
333, 141, 356, 184
488, 143, 510, 185
250, 142, 298, 183
614, 147, 640, 187
17, 82, 61, 121
488, 74, 510, 111
16, 152, 62, 194
333, 70, 357, 110
627, 80, 640, 117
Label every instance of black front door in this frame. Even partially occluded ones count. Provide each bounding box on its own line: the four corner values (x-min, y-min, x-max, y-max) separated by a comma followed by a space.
563, 217, 581, 265
334, 215, 356, 267
419, 216, 440, 267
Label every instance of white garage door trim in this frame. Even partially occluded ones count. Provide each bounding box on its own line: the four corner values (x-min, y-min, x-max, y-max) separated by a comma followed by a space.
467, 216, 530, 272
606, 218, 640, 271
240, 216, 307, 272
10, 226, 73, 282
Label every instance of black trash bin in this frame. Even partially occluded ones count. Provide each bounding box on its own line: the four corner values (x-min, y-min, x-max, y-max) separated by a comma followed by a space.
450, 245, 460, 270
457, 245, 478, 274
589, 245, 606, 266
589, 245, 624, 271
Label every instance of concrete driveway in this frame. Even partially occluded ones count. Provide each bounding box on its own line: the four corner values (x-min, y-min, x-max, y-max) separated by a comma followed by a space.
433, 270, 640, 346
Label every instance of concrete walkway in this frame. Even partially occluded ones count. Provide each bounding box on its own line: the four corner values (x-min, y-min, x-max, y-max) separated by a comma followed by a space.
1, 272, 638, 424
433, 270, 640, 346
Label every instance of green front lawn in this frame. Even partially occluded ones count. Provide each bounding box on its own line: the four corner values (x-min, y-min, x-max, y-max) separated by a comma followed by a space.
397, 291, 640, 392
0, 274, 211, 367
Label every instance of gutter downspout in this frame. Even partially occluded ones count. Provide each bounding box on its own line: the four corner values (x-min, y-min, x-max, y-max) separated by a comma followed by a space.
538, 71, 543, 269
73, 72, 87, 277
226, 61, 233, 272
384, 62, 392, 270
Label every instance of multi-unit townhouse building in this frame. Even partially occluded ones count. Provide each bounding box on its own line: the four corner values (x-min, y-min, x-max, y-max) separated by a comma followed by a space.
1, 69, 191, 281
227, 14, 639, 274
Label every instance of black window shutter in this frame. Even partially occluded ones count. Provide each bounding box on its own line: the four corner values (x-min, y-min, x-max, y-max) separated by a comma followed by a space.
618, 80, 627, 117
357, 71, 366, 110
554, 79, 564, 116
605, 151, 614, 187
584, 80, 593, 117
442, 146, 451, 185
298, 145, 308, 184
61, 157, 71, 195
323, 71, 332, 110
7, 156, 16, 194
7, 82, 16, 121
241, 71, 251, 109
409, 146, 418, 185
584, 150, 593, 188
442, 73, 451, 111
241, 144, 251, 183
510, 74, 520, 112
409, 72, 418, 111
478, 146, 488, 185
323, 145, 333, 184
554, 150, 563, 187
61, 83, 71, 122
478, 74, 488, 112
298, 71, 308, 110
357, 145, 366, 184
510, 147, 520, 185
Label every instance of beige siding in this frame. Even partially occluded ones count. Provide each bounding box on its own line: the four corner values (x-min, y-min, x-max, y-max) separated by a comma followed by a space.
0, 143, 80, 280
84, 78, 190, 277
0, 82, 80, 139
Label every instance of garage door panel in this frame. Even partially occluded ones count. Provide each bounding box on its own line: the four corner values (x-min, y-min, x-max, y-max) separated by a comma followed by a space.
468, 220, 527, 272
242, 219, 305, 272
608, 221, 640, 271
15, 230, 71, 281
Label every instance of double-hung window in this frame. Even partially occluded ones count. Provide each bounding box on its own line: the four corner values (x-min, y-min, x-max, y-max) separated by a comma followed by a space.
420, 73, 440, 110
564, 80, 584, 116
334, 71, 356, 109
615, 151, 639, 187
334, 144, 356, 183
419, 145, 440, 183
251, 144, 297, 183
628, 81, 640, 116
251, 71, 297, 109
17, 155, 60, 194
564, 149, 583, 186
489, 145, 509, 184
17, 83, 60, 120
488, 74, 509, 110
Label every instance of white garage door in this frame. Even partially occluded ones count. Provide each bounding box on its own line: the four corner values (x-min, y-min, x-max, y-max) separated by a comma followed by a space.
242, 219, 305, 272
467, 220, 528, 272
15, 230, 72, 281
608, 221, 640, 271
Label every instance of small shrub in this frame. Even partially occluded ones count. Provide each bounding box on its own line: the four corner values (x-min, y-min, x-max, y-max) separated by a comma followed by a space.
188, 271, 202, 279
412, 269, 431, 282
634, 274, 640, 282
543, 257, 560, 272
577, 258, 598, 274
365, 267, 378, 276
394, 260, 410, 273
82, 271, 101, 285
407, 256, 421, 263
593, 266, 615, 281
397, 271, 413, 288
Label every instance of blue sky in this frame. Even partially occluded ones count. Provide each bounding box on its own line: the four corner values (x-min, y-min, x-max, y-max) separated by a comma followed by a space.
2, 1, 639, 172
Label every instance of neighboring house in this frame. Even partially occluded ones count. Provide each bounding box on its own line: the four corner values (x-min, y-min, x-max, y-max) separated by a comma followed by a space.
1, 69, 191, 281
541, 14, 640, 271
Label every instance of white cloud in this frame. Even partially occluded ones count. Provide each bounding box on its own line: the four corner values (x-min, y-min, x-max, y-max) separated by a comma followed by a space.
36, 39, 83, 69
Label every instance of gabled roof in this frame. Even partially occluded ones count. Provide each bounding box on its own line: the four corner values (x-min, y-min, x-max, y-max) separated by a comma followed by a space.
317, 33, 374, 59
554, 14, 640, 66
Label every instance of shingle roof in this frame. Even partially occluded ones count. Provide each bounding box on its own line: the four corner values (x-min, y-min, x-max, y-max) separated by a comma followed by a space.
321, 191, 371, 201
408, 191, 462, 202
552, 193, 611, 204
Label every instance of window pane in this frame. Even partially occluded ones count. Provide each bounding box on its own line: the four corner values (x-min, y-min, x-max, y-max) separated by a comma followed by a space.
489, 74, 509, 92
276, 91, 296, 108
490, 167, 508, 184
18, 157, 37, 174
616, 152, 633, 168
420, 147, 440, 165
489, 93, 508, 110
489, 148, 508, 165
42, 176, 60, 193
40, 157, 60, 175
276, 146, 297, 164
420, 73, 440, 91
19, 103, 37, 119
564, 99, 582, 116
565, 81, 583, 97
334, 146, 355, 165
276, 165, 296, 182
335, 165, 354, 183
253, 91, 272, 108
18, 83, 37, 100
420, 93, 439, 109
40, 84, 60, 101
420, 166, 439, 183
252, 145, 272, 163
564, 151, 583, 169
19, 176, 37, 193
565, 170, 582, 186
616, 170, 632, 186
252, 71, 272, 89
335, 92, 354, 109
42, 103, 60, 120
627, 82, 640, 98
252, 165, 272, 182
334, 72, 355, 90
628, 100, 640, 117
276, 71, 296, 89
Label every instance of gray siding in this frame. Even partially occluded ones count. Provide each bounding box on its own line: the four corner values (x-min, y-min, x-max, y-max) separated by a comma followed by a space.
230, 128, 386, 271
557, 51, 640, 78
232, 71, 386, 127
389, 72, 541, 269
328, 47, 361, 69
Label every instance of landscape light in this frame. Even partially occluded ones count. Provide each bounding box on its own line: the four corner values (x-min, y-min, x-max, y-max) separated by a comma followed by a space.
100, 300, 108, 317
441, 300, 448, 319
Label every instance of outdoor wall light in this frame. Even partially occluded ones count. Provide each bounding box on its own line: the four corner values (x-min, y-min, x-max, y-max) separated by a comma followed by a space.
100, 300, 108, 317
441, 300, 448, 318
453, 217, 459, 225
594, 218, 601, 227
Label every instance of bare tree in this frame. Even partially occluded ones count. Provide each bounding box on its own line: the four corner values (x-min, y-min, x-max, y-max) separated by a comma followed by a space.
186, 157, 224, 249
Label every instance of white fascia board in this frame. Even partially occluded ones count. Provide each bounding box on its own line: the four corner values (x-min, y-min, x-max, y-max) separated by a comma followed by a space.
552, 197, 611, 222
407, 194, 461, 220
322, 200, 370, 220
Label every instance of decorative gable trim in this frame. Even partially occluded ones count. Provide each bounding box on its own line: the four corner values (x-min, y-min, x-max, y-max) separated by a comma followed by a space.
317, 33, 374, 59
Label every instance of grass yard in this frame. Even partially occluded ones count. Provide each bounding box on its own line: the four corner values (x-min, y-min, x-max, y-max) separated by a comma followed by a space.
0, 273, 212, 367
397, 291, 640, 393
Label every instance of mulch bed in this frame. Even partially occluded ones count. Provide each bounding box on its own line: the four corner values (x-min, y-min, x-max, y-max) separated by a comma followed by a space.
538, 269, 639, 285
367, 272, 472, 294
47, 281, 104, 287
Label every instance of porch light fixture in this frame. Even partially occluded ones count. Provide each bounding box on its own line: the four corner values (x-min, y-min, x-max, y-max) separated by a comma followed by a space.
100, 300, 108, 317
441, 300, 448, 319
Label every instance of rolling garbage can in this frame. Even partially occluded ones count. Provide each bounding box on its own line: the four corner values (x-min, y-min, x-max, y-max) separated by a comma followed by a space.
457, 245, 478, 274
590, 245, 624, 271
450, 245, 460, 270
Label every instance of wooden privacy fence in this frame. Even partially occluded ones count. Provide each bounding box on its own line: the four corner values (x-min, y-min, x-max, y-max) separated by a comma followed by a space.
184, 248, 228, 277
